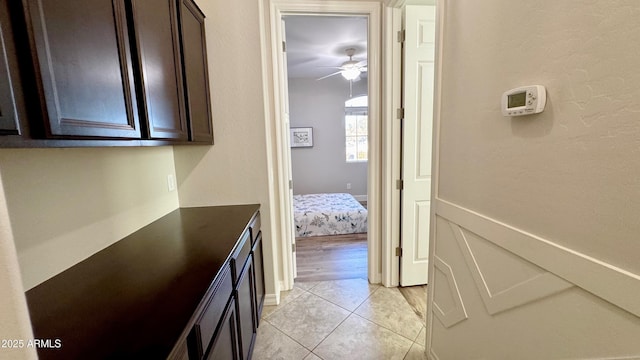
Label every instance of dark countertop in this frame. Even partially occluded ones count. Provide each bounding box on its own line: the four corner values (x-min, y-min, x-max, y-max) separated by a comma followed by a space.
25, 204, 260, 360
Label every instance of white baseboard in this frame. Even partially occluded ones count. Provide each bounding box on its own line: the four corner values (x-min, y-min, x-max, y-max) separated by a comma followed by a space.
264, 293, 279, 306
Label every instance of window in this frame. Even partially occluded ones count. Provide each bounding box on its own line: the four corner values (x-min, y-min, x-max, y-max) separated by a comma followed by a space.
345, 95, 368, 162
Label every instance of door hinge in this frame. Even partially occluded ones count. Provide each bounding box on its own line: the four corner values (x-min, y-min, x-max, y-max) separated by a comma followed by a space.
289, 179, 293, 190
396, 247, 402, 257
292, 243, 296, 252
396, 179, 404, 190
282, 41, 286, 52
397, 29, 406, 43
397, 108, 405, 119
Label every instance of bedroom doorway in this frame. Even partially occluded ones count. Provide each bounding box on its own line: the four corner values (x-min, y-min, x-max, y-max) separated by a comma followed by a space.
264, 0, 383, 293
284, 15, 370, 282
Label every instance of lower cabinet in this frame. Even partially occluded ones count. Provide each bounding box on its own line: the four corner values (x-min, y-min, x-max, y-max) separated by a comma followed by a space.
252, 233, 265, 327
206, 298, 239, 360
184, 211, 262, 360
236, 255, 257, 360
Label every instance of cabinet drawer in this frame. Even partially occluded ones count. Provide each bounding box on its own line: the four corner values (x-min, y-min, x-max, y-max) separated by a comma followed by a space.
231, 230, 251, 284
192, 265, 233, 358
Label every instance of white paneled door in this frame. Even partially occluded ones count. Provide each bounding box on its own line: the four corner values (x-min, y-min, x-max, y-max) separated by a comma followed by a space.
400, 5, 436, 286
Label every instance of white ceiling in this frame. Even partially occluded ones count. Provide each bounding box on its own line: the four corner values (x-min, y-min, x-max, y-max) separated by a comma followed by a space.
283, 15, 368, 79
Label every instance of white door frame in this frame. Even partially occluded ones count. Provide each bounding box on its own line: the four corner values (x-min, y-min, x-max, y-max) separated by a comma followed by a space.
259, 0, 390, 291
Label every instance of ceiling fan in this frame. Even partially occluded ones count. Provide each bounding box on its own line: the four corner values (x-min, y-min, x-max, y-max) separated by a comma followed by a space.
316, 48, 367, 81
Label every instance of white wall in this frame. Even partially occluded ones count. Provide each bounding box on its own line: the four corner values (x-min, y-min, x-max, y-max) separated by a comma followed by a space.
0, 147, 179, 290
288, 76, 368, 197
428, 1, 640, 359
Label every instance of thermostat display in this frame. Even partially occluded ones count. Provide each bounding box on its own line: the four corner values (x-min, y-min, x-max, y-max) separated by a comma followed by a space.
502, 85, 546, 116
507, 92, 526, 108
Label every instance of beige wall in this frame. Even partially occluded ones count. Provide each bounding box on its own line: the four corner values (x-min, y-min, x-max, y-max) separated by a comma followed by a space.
0, 147, 180, 290
0, 0, 277, 353
174, 0, 276, 295
0, 0, 276, 295
437, 0, 640, 277
428, 1, 640, 358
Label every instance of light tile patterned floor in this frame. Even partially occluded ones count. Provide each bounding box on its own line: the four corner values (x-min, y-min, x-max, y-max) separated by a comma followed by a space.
253, 279, 427, 360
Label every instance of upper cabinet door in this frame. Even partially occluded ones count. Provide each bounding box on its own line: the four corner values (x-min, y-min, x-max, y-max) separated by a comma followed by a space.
130, 0, 188, 141
179, 0, 213, 143
0, 0, 20, 135
26, 0, 141, 138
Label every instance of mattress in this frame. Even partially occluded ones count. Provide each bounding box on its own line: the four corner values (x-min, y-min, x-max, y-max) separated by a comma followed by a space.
293, 193, 367, 237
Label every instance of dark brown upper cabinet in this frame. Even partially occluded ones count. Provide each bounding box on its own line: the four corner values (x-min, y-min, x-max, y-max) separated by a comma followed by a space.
179, 0, 214, 143
25, 0, 141, 139
0, 1, 20, 135
0, 0, 213, 146
130, 0, 188, 141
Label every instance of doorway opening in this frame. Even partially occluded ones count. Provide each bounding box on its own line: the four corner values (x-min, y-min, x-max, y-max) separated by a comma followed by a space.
283, 15, 369, 283
263, 0, 384, 293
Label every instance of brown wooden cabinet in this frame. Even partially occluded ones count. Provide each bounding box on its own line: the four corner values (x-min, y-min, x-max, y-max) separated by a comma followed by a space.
181, 210, 263, 360
0, 1, 20, 135
25, 0, 142, 139
26, 206, 262, 360
0, 0, 213, 146
179, 0, 213, 142
236, 255, 257, 360
206, 298, 240, 360
130, 0, 188, 140
252, 233, 266, 327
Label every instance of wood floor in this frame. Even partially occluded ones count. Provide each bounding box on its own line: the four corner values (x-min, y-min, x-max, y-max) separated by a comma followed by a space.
398, 284, 428, 321
295, 232, 428, 321
295, 233, 367, 282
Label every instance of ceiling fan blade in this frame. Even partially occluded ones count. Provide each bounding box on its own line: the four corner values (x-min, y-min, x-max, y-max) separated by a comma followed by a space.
316, 71, 342, 80
356, 60, 367, 66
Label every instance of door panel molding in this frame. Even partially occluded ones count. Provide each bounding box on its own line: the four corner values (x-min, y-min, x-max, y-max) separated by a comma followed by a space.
448, 221, 574, 315
433, 255, 467, 328
416, 61, 434, 180
436, 198, 640, 318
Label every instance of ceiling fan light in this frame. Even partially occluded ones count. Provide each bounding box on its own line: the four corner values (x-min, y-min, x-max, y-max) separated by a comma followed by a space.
341, 68, 360, 80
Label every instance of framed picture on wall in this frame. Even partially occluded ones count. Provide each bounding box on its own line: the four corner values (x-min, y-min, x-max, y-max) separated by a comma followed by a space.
290, 127, 313, 148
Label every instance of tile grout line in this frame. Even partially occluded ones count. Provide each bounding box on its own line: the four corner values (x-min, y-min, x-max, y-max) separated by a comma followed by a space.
351, 292, 424, 342
296, 279, 381, 360
307, 281, 382, 313
349, 311, 417, 342
260, 317, 316, 359
302, 282, 422, 344
262, 285, 311, 321
259, 280, 427, 359
348, 312, 416, 359
307, 304, 356, 357
263, 287, 351, 357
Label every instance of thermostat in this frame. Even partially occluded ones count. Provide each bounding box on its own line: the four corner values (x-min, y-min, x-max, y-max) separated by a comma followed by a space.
501, 85, 546, 117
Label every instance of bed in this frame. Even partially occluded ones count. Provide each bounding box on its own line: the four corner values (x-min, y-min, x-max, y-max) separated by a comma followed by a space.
293, 193, 367, 237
